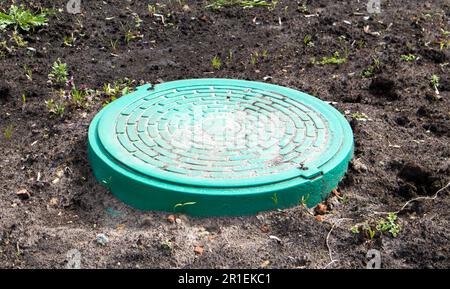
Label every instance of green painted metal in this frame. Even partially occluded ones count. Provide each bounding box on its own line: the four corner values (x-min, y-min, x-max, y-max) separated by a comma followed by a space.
88, 79, 354, 216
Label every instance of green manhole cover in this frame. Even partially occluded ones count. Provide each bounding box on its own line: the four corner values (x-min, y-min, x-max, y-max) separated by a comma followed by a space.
88, 79, 354, 216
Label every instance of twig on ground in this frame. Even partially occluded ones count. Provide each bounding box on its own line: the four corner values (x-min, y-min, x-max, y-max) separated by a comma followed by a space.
374, 182, 450, 215
153, 13, 165, 25
323, 218, 352, 269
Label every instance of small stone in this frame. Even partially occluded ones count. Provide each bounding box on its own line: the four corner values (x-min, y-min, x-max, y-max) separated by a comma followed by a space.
56, 169, 64, 178
351, 159, 368, 173
175, 218, 182, 224
167, 214, 176, 223
48, 197, 59, 206
16, 189, 31, 200
260, 260, 270, 268
194, 246, 204, 255
182, 4, 191, 12
96, 233, 109, 246
256, 214, 265, 222
141, 217, 152, 227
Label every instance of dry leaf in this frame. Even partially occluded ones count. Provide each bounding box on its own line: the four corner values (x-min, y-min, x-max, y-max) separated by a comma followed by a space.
260, 225, 270, 233
315, 203, 328, 215
194, 246, 204, 255
331, 189, 341, 197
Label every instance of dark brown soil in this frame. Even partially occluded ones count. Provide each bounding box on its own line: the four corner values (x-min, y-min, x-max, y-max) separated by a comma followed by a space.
0, 0, 449, 269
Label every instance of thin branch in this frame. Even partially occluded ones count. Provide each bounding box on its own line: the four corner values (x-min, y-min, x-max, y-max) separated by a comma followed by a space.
374, 182, 450, 215
323, 218, 352, 269
322, 182, 449, 269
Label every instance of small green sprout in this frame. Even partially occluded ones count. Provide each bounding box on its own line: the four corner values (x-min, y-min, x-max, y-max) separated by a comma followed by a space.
298, 2, 308, 14
400, 53, 416, 62
133, 14, 143, 28
311, 51, 347, 65
211, 56, 222, 70
3, 124, 13, 139
227, 50, 234, 61
300, 193, 310, 208
124, 30, 134, 45
303, 35, 314, 47
261, 49, 268, 59
353, 223, 376, 239
207, 0, 272, 10
272, 193, 279, 208
0, 40, 10, 56
439, 40, 450, 50
339, 195, 349, 204
250, 53, 258, 66
72, 87, 84, 103
249, 49, 268, 65
357, 39, 366, 49
350, 112, 368, 120
63, 34, 75, 46
350, 225, 360, 234
12, 31, 27, 46
70, 85, 91, 107
361, 58, 380, 78
439, 29, 450, 50
48, 59, 68, 85
240, 0, 272, 8
225, 50, 234, 65
376, 213, 401, 237
430, 74, 439, 90
352, 214, 401, 240
148, 4, 157, 15
45, 99, 65, 117
442, 29, 450, 38
161, 240, 174, 251
23, 64, 32, 81
366, 224, 376, 239
110, 39, 119, 51
102, 79, 135, 105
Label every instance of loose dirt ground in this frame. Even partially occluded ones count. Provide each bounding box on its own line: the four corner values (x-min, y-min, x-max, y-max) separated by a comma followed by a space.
0, 0, 449, 268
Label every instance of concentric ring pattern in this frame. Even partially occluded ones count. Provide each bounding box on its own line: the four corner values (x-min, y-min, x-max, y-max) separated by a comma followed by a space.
88, 79, 354, 216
